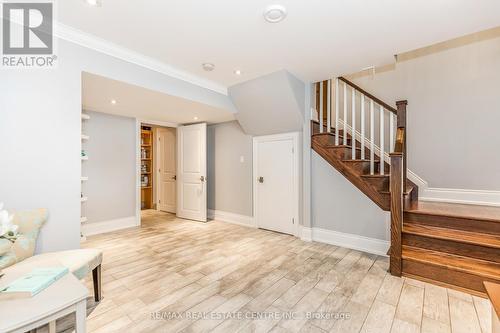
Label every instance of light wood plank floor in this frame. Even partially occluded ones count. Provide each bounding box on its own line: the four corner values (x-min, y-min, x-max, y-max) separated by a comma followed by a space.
42, 211, 492, 333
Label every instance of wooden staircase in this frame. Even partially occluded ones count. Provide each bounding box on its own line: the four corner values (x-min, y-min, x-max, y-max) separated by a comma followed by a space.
312, 77, 500, 297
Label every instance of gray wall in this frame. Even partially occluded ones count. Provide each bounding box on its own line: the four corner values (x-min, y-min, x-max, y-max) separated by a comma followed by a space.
311, 151, 389, 240
0, 38, 235, 253
351, 36, 500, 191
230, 70, 305, 136
83, 111, 136, 223
208, 121, 253, 216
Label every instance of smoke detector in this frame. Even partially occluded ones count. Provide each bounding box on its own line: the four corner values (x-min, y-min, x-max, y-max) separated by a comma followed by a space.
263, 5, 287, 23
202, 63, 215, 72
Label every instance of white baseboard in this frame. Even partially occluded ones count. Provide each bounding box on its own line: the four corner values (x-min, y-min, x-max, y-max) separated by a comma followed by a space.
419, 188, 500, 207
303, 227, 389, 256
82, 216, 138, 236
208, 209, 255, 228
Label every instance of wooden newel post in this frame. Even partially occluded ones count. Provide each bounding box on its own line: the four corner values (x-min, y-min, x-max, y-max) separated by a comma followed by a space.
390, 151, 404, 276
396, 100, 407, 191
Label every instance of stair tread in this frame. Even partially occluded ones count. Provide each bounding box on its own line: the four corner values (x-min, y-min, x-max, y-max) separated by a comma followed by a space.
403, 223, 500, 249
361, 174, 390, 178
380, 186, 414, 195
324, 144, 361, 150
342, 159, 380, 163
403, 246, 500, 280
405, 201, 500, 223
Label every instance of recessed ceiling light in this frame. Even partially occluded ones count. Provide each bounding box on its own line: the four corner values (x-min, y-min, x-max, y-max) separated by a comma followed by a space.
84, 0, 101, 7
234, 69, 242, 75
193, 116, 199, 121
202, 63, 215, 72
111, 99, 117, 105
263, 5, 287, 23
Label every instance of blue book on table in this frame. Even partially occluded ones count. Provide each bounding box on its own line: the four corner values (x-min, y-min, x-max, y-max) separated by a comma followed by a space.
0, 267, 69, 300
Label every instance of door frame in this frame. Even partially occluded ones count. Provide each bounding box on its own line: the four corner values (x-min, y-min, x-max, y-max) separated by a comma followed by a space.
253, 131, 301, 237
135, 119, 178, 226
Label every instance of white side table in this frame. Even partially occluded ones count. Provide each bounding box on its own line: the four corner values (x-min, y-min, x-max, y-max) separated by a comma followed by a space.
0, 263, 88, 333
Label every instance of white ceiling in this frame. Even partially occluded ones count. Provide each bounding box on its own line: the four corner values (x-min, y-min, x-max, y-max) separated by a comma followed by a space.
82, 72, 235, 124
61, 0, 500, 89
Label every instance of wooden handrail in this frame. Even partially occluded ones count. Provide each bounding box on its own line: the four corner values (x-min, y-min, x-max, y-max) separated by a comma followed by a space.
338, 77, 397, 114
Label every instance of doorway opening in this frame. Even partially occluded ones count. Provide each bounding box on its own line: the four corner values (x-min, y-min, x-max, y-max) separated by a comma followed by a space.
137, 122, 208, 226
140, 123, 177, 224
80, 71, 227, 239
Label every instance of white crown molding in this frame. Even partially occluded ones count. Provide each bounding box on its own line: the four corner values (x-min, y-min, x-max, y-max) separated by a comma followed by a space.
208, 209, 256, 228
54, 22, 228, 96
82, 216, 137, 236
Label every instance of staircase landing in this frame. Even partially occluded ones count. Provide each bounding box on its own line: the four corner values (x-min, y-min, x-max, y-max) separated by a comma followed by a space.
405, 201, 500, 222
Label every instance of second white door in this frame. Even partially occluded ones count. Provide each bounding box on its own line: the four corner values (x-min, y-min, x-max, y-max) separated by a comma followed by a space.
254, 133, 299, 236
157, 128, 176, 213
177, 123, 207, 222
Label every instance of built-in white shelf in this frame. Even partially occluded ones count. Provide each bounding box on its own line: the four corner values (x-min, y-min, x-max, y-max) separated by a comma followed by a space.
81, 113, 89, 241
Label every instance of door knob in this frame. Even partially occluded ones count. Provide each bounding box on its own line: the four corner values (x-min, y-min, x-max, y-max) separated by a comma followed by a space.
258, 176, 264, 183
200, 176, 205, 182
172, 175, 176, 180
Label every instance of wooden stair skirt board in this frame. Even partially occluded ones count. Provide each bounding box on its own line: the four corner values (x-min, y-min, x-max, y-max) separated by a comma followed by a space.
311, 122, 416, 212
311, 78, 500, 297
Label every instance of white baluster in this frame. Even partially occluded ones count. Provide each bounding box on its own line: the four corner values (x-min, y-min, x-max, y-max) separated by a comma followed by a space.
380, 106, 385, 175
361, 94, 365, 159
312, 83, 317, 121
351, 88, 356, 159
335, 79, 339, 145
370, 99, 375, 175
389, 112, 394, 153
343, 83, 347, 145
319, 81, 324, 133
327, 80, 331, 133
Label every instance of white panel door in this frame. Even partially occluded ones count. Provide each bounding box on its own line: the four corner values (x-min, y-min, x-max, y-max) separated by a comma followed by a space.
158, 128, 176, 213
177, 123, 207, 222
254, 134, 297, 235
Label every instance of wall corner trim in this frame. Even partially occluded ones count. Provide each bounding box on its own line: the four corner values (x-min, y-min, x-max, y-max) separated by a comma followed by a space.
311, 227, 389, 256
81, 216, 137, 236
208, 209, 256, 228
300, 226, 313, 242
